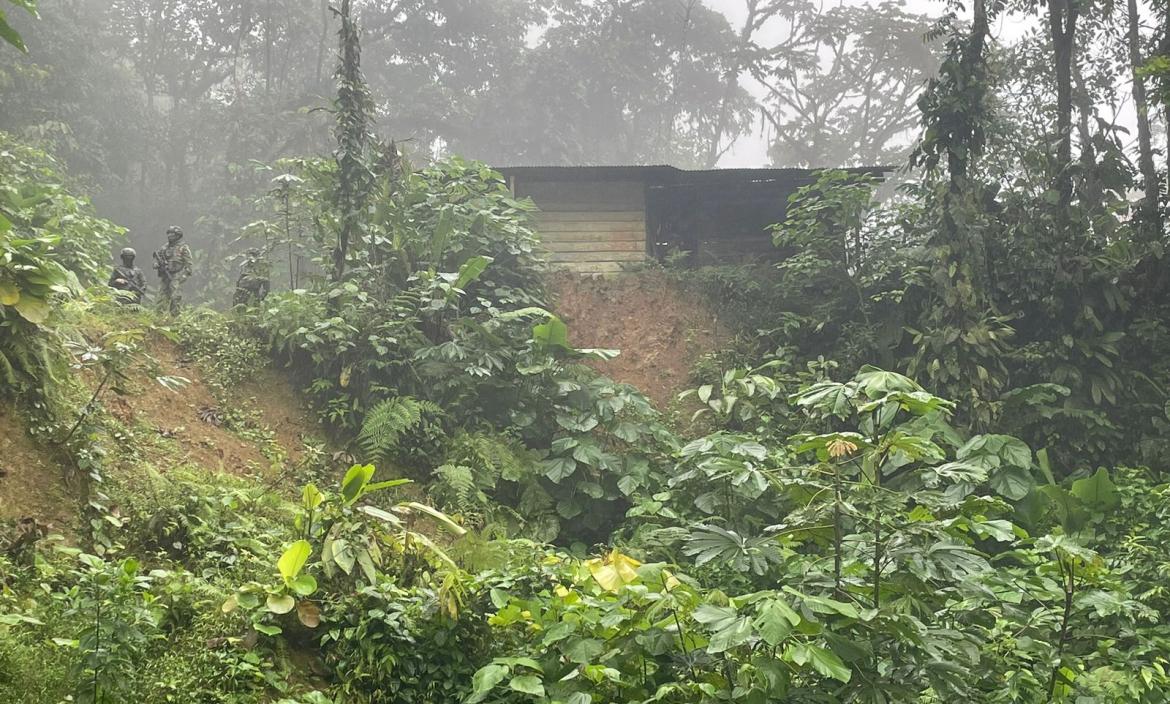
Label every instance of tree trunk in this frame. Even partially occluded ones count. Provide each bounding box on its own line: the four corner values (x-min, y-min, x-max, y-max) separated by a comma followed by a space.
264, 0, 273, 94
1073, 61, 1102, 208
1048, 0, 1079, 211
663, 0, 698, 160
705, 0, 758, 168
1127, 0, 1161, 237
316, 0, 330, 90
951, 0, 989, 185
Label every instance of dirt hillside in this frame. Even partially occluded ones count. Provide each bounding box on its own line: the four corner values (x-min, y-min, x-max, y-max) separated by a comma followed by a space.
551, 271, 728, 408
0, 334, 322, 531
119, 337, 318, 474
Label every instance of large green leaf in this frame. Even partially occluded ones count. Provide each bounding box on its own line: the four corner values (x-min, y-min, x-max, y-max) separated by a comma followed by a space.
266, 593, 296, 615
542, 456, 577, 482
466, 663, 508, 704
693, 604, 738, 628
754, 599, 801, 646
0, 9, 28, 53
401, 501, 467, 536
454, 255, 492, 290
508, 674, 545, 696
0, 280, 18, 305
341, 463, 375, 504
564, 637, 605, 664
707, 615, 752, 653
958, 434, 1032, 470
290, 574, 317, 596
532, 314, 571, 351
854, 366, 921, 397
1038, 485, 1089, 533
430, 208, 456, 266
791, 381, 855, 418
277, 540, 312, 582
989, 465, 1033, 501
302, 483, 324, 511
787, 643, 852, 683
1070, 468, 1118, 511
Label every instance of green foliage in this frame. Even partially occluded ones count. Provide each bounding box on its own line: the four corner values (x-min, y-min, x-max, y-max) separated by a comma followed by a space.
0, 0, 35, 52
462, 371, 1170, 703
253, 156, 547, 434
357, 397, 443, 467
0, 132, 123, 400
174, 309, 267, 392
225, 463, 463, 639
323, 580, 491, 703
678, 154, 1170, 472
4, 4, 1170, 701
51, 554, 165, 704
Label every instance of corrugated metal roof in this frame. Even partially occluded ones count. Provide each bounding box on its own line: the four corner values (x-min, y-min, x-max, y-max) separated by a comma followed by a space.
496, 164, 891, 184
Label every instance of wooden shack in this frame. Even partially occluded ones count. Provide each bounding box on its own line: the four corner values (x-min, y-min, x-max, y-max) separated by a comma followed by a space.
499, 165, 886, 274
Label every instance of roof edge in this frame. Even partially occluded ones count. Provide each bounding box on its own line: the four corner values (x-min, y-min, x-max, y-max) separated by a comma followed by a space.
496, 164, 894, 182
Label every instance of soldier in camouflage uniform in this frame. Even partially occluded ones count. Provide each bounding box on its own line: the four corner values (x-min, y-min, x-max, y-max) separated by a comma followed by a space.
108, 247, 146, 304
154, 225, 192, 316
233, 248, 271, 306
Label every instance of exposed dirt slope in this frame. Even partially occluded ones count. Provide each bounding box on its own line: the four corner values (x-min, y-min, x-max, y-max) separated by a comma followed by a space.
0, 334, 322, 531
551, 271, 728, 408
121, 337, 318, 474
0, 406, 77, 531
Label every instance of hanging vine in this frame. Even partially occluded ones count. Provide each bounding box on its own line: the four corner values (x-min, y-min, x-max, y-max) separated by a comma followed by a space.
330, 0, 376, 283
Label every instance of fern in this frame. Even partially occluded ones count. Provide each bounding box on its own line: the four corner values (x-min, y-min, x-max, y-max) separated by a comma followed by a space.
357, 396, 442, 464
433, 464, 481, 511
451, 432, 532, 484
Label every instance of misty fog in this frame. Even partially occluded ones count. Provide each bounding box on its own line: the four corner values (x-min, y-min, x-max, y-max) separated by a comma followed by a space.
0, 0, 1161, 295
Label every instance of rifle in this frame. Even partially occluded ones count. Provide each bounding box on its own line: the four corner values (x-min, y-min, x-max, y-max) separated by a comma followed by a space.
153, 250, 171, 284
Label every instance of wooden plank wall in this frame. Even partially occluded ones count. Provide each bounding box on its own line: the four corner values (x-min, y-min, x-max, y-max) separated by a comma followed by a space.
518, 180, 648, 274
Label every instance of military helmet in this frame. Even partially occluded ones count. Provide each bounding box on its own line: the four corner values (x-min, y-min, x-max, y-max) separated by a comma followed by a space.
120, 247, 137, 259
166, 225, 184, 237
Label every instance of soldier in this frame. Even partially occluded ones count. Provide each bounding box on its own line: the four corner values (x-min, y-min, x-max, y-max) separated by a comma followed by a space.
107, 247, 146, 304
154, 225, 192, 315
233, 248, 271, 306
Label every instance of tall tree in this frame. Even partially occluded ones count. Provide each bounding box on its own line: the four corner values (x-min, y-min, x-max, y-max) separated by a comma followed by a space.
706, 0, 768, 167
1048, 0, 1080, 210
463, 0, 752, 167
1127, 0, 1162, 236
755, 1, 941, 167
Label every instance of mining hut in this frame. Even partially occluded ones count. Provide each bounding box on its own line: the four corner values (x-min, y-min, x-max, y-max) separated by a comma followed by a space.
498, 165, 887, 274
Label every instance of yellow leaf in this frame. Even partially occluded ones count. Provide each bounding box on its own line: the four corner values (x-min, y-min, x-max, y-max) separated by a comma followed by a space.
339, 365, 352, 388
586, 549, 642, 592
0, 281, 18, 306
13, 295, 49, 325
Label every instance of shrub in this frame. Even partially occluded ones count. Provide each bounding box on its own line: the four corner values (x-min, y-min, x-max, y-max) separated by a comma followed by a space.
0, 131, 124, 403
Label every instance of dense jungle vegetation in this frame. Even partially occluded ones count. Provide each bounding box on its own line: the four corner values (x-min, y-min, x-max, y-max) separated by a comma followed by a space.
2, 0, 1170, 702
